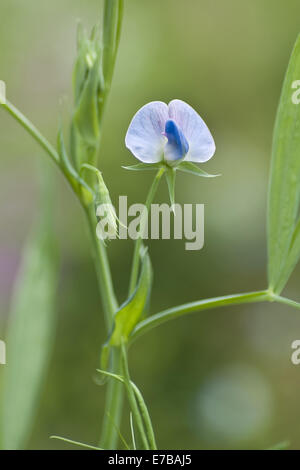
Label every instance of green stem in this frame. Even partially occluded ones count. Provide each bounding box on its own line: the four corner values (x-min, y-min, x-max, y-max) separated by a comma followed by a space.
2, 101, 60, 167
120, 343, 150, 450
2, 100, 84, 196
100, 347, 124, 449
272, 294, 300, 310
96, 369, 157, 449
85, 203, 124, 450
128, 167, 165, 295
102, 0, 124, 94
82, 2, 124, 448
83, 152, 123, 450
84, 204, 117, 328
131, 290, 270, 342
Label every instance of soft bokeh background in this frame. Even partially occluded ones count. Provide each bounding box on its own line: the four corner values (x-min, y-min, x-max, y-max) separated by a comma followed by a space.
1, 0, 300, 450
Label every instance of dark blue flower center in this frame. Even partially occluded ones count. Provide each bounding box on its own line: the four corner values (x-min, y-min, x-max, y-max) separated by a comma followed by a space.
164, 119, 189, 161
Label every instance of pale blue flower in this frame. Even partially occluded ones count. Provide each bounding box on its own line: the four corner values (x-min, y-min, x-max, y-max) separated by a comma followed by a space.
125, 99, 215, 165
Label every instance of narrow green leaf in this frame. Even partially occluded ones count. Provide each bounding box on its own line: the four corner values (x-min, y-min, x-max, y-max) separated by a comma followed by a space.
96, 368, 156, 450
276, 217, 300, 291
130, 413, 137, 450
110, 249, 152, 346
122, 163, 162, 171
131, 290, 269, 342
120, 343, 149, 450
50, 436, 103, 450
1, 176, 58, 450
100, 249, 152, 371
268, 34, 300, 293
177, 161, 220, 177
102, 0, 124, 88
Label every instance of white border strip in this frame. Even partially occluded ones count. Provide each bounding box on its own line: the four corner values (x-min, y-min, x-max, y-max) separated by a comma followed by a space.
0, 80, 6, 105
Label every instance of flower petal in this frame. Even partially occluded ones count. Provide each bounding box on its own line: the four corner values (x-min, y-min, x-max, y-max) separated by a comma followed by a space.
168, 99, 215, 162
125, 101, 168, 163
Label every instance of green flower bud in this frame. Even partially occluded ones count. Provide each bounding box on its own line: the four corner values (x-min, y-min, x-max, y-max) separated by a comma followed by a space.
71, 24, 104, 167
81, 164, 120, 241
70, 2, 123, 170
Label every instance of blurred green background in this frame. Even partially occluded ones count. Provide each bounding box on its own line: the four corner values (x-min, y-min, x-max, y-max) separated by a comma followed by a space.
1, 0, 300, 450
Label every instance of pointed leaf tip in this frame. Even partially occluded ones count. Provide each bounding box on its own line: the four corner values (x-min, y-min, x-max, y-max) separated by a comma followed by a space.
178, 161, 220, 177
122, 163, 163, 172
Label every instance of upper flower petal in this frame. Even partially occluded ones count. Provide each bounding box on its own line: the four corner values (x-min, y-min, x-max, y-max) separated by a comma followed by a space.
168, 99, 216, 162
125, 101, 169, 163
